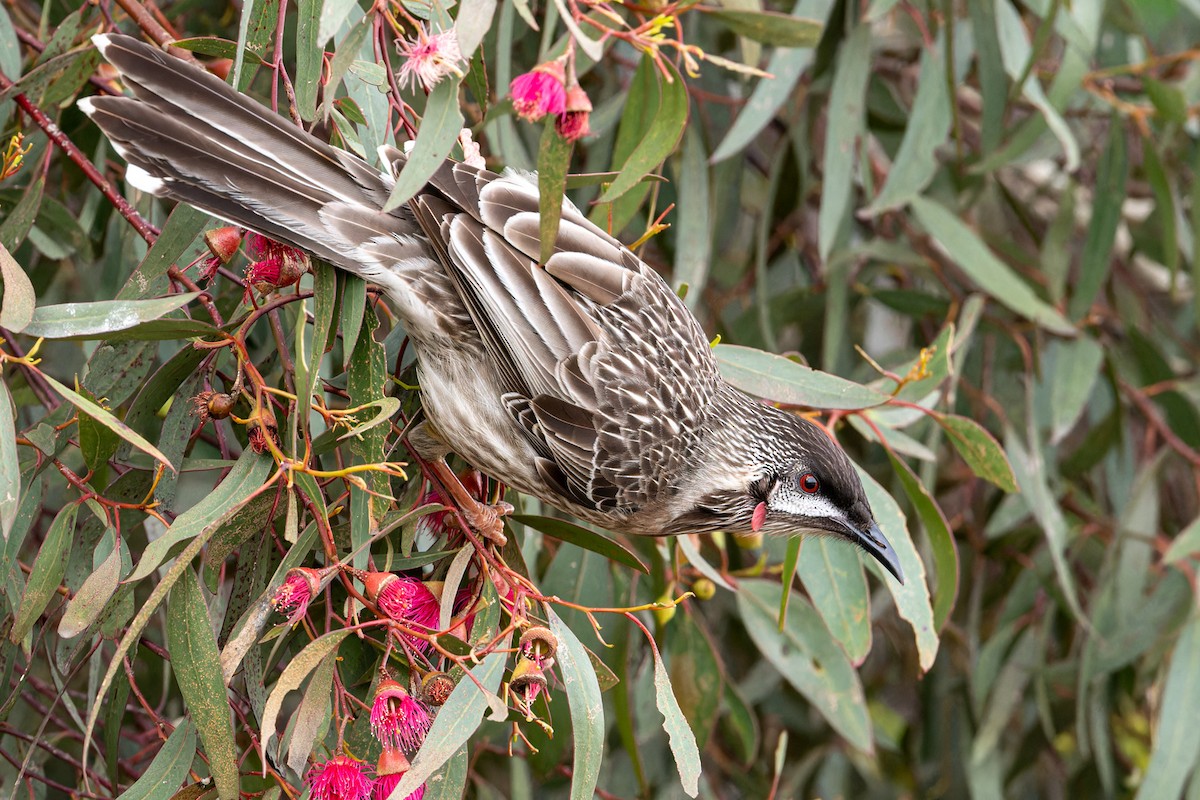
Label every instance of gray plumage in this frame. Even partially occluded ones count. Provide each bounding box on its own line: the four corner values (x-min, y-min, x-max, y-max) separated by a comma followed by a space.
82, 34, 902, 581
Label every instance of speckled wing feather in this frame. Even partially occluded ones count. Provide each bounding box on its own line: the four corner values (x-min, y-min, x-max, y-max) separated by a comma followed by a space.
411, 161, 727, 515
80, 34, 471, 348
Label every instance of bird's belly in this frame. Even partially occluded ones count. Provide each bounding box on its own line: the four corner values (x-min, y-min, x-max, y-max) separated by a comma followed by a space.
415, 353, 543, 491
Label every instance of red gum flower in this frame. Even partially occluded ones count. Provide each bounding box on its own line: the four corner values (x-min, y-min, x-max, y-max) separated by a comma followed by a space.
370, 680, 432, 751
509, 61, 567, 122
362, 572, 441, 650
306, 755, 374, 800
374, 748, 425, 800
555, 85, 592, 142
271, 567, 322, 625
245, 233, 309, 293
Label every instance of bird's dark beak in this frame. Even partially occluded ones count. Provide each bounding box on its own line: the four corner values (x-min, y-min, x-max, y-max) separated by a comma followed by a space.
852, 521, 904, 584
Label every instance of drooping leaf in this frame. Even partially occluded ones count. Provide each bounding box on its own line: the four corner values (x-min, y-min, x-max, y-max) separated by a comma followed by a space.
41, 373, 175, 471
548, 611, 604, 800
910, 196, 1075, 335
11, 503, 77, 643
115, 719, 197, 800
936, 413, 1018, 493
648, 630, 702, 797
597, 60, 688, 204
704, 10, 822, 47
167, 569, 239, 799
715, 344, 889, 410
383, 77, 465, 212
738, 580, 873, 753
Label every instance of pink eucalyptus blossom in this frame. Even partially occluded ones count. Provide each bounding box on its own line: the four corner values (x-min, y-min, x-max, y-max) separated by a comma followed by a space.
555, 85, 593, 142
370, 680, 432, 751
271, 567, 322, 625
361, 572, 441, 650
374, 748, 425, 800
509, 61, 567, 121
306, 755, 374, 800
397, 27, 464, 92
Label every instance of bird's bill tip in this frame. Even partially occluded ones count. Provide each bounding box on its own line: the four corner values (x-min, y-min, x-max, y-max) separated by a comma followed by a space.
855, 521, 904, 584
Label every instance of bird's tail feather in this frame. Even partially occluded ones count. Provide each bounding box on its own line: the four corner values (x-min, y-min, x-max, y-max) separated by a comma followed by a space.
80, 33, 411, 271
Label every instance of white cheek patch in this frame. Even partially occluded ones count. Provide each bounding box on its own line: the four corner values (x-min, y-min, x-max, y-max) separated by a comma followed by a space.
770, 492, 843, 522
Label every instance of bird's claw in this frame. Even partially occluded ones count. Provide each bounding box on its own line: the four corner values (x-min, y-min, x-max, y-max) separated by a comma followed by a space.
458, 500, 513, 546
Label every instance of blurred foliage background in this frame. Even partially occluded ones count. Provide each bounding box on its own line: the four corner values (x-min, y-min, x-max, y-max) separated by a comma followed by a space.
0, 0, 1198, 797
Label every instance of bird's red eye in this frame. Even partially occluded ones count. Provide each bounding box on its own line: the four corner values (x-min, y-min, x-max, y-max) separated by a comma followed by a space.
799, 473, 819, 494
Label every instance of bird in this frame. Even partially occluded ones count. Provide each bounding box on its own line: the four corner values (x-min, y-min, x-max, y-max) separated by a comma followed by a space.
81, 33, 903, 583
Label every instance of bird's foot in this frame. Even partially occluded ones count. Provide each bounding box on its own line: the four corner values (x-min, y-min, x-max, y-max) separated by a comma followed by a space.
456, 499, 514, 546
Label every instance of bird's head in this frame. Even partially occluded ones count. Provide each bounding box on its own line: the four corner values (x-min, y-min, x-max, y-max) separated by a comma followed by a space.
750, 412, 904, 583
670, 400, 904, 583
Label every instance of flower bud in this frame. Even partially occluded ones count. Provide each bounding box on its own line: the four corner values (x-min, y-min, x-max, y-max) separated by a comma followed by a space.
692, 578, 716, 601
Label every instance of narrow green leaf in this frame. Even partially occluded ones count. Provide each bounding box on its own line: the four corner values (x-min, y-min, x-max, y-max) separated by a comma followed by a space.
23, 294, 200, 339
1005, 426, 1086, 624
512, 515, 648, 574
421, 745, 469, 800
167, 569, 239, 799
799, 537, 870, 664
910, 195, 1075, 335
1164, 516, 1200, 565
285, 650, 336, 775
0, 176, 43, 252
648, 632, 701, 796
738, 580, 873, 752
936, 414, 1018, 492
667, 612, 723, 751
129, 451, 273, 582
715, 344, 889, 410
260, 630, 351, 761
993, 0, 1079, 170
0, 377, 19, 540
41, 373, 174, 470
779, 536, 801, 627
720, 680, 759, 765
1048, 336, 1105, 443
454, 0, 497, 55
0, 241, 34, 332
705, 10, 821, 47
548, 611, 604, 800
58, 537, 122, 639
859, 468, 939, 672
597, 60, 688, 203
321, 15, 371, 121
548, 0, 602, 60
294, 0, 322, 120
383, 78, 464, 212
169, 37, 238, 59
78, 386, 121, 476
11, 503, 77, 643
339, 272, 368, 371
115, 719, 196, 800
391, 644, 510, 797
862, 41, 951, 215
673, 125, 712, 308
1068, 119, 1126, 320
711, 39, 811, 163
888, 453, 958, 632
537, 121, 573, 265
818, 23, 871, 261
1136, 613, 1200, 799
